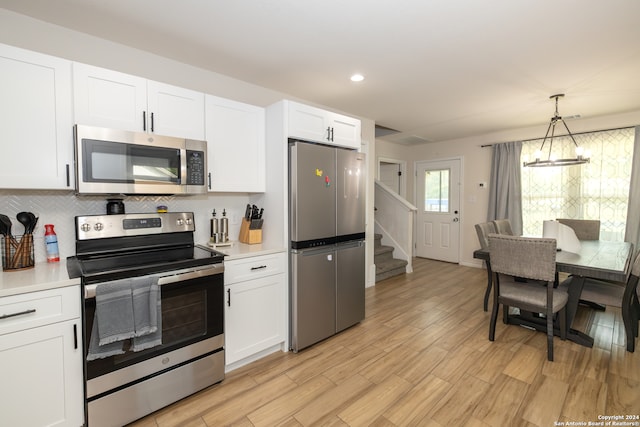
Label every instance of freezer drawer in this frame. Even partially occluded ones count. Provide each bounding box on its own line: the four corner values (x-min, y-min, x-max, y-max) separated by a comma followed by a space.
336, 241, 365, 332
290, 247, 336, 352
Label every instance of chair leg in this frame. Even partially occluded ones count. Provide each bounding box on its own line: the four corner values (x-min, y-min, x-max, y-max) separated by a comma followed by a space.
483, 261, 492, 312
502, 304, 510, 324
622, 279, 639, 353
559, 307, 567, 341
547, 309, 554, 361
622, 296, 634, 352
632, 292, 640, 338
489, 302, 499, 341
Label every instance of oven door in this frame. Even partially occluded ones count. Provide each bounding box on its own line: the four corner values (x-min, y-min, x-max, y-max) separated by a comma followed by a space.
84, 265, 224, 400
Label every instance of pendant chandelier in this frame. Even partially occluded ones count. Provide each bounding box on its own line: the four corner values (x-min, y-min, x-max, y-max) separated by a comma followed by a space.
523, 94, 590, 167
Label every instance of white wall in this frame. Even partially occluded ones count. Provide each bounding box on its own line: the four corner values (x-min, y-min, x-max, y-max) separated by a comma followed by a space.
377, 110, 640, 268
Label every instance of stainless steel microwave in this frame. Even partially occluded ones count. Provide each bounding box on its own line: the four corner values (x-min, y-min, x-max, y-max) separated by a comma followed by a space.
74, 125, 208, 195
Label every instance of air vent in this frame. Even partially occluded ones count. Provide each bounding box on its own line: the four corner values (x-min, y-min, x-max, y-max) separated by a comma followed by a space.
395, 135, 431, 145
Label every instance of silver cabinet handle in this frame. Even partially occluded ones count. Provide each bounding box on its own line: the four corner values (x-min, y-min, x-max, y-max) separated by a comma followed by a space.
0, 308, 36, 320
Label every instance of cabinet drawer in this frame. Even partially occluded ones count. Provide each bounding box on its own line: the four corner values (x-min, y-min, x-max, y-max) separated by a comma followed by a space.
0, 286, 80, 336
225, 253, 285, 284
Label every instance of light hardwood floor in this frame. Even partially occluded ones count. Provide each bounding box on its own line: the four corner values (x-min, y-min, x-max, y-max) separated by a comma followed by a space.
130, 257, 640, 427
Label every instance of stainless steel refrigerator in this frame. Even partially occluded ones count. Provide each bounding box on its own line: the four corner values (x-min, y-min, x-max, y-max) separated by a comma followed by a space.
289, 140, 366, 352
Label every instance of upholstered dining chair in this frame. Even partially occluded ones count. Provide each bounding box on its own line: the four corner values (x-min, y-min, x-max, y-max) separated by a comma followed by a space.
556, 218, 601, 240
492, 219, 514, 235
475, 221, 497, 311
560, 251, 640, 352
488, 234, 568, 361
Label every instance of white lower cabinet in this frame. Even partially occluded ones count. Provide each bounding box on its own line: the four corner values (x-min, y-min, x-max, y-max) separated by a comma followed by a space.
0, 286, 84, 427
224, 252, 286, 368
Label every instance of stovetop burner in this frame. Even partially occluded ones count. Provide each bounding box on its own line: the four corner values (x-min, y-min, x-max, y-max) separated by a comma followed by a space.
66, 212, 225, 284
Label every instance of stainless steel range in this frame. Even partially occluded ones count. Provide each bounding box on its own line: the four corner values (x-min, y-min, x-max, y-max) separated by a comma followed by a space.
66, 212, 225, 427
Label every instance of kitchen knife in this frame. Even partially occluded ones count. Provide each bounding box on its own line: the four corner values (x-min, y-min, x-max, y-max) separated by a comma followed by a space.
244, 204, 252, 221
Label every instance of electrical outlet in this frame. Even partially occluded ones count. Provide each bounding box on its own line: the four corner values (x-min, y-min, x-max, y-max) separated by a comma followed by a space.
230, 213, 240, 226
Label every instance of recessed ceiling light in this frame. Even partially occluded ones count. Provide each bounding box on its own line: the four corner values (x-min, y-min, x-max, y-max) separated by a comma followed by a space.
350, 74, 364, 82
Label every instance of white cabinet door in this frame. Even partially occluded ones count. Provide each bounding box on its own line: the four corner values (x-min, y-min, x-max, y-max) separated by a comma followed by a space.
329, 112, 361, 149
287, 100, 361, 148
287, 101, 331, 143
205, 95, 265, 192
147, 80, 205, 140
74, 63, 205, 139
0, 319, 84, 427
73, 62, 147, 132
0, 44, 74, 190
224, 273, 285, 365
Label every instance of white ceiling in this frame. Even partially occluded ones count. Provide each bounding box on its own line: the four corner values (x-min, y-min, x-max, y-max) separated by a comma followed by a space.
3, 0, 640, 144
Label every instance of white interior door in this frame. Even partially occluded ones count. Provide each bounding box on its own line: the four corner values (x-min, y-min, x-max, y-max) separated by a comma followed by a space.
415, 159, 461, 262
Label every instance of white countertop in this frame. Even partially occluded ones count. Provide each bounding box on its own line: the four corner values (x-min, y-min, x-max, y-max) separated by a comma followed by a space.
200, 240, 286, 260
0, 260, 80, 298
1, 242, 286, 299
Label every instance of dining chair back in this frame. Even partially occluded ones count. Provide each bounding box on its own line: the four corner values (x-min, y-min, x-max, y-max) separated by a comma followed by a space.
475, 221, 497, 250
556, 218, 600, 240
564, 251, 640, 352
492, 219, 514, 235
475, 221, 497, 311
488, 234, 568, 361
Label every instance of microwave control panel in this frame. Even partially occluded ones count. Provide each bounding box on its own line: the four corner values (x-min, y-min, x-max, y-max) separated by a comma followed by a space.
186, 150, 205, 185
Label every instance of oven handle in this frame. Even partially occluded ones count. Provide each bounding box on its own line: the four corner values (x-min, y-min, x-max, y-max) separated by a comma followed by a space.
84, 264, 224, 300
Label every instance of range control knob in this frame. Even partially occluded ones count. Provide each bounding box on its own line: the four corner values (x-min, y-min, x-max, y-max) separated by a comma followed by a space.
185, 218, 193, 225
80, 223, 91, 232
176, 219, 184, 226
94, 222, 104, 231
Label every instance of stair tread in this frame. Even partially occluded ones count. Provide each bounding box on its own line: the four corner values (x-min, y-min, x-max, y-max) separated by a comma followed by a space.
374, 245, 394, 255
376, 257, 408, 272
376, 265, 407, 282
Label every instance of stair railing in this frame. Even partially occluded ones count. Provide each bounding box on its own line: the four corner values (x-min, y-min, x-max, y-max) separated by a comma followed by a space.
374, 180, 417, 273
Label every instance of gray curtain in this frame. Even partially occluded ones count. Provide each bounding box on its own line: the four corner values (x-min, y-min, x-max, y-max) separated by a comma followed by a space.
624, 126, 640, 249
487, 141, 523, 235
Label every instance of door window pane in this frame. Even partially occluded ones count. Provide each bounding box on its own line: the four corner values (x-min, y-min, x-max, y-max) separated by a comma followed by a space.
424, 169, 449, 212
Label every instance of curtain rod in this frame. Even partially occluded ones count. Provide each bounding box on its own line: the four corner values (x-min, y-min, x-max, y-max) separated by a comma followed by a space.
480, 124, 636, 148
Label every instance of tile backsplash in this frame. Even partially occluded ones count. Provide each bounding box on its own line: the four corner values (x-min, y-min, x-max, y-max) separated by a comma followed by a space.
0, 190, 252, 263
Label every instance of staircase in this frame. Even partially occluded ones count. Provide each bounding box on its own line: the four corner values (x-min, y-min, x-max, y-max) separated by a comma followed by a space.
374, 233, 408, 282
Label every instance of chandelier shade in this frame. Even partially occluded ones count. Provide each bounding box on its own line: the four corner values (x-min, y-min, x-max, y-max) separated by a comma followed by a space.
523, 94, 590, 167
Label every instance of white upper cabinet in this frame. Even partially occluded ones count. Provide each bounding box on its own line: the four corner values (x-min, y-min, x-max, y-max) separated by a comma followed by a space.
147, 80, 206, 140
286, 100, 361, 149
73, 63, 205, 140
0, 44, 74, 190
205, 95, 266, 192
328, 111, 362, 149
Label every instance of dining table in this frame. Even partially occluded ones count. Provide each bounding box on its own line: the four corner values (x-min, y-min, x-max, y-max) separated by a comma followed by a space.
473, 239, 634, 347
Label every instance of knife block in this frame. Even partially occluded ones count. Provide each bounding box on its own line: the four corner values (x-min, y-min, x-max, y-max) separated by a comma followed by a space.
239, 218, 262, 244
